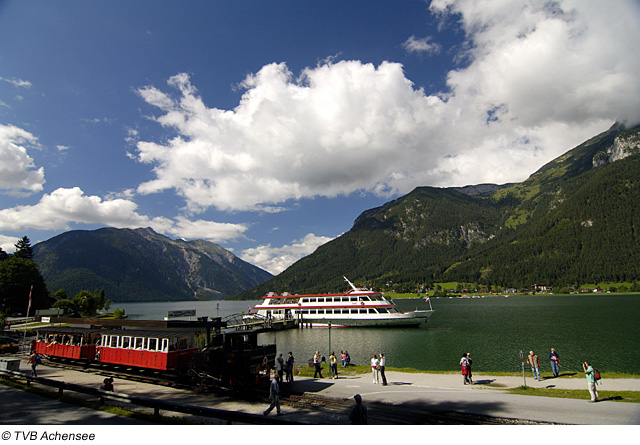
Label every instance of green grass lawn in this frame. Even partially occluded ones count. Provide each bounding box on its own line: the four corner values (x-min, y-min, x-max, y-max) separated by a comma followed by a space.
507, 385, 640, 403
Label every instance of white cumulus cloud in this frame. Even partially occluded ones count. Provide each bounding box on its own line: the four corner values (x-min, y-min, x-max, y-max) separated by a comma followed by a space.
0, 124, 45, 196
133, 0, 640, 215
0, 187, 248, 244
239, 233, 335, 275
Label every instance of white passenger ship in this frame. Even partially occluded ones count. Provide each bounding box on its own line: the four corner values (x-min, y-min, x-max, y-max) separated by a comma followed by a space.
251, 278, 434, 327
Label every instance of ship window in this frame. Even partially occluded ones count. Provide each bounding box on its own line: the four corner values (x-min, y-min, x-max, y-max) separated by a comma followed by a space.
310, 309, 317, 314
317, 297, 324, 303
310, 298, 317, 303
302, 310, 309, 314
301, 298, 309, 303
359, 309, 367, 314
378, 308, 389, 313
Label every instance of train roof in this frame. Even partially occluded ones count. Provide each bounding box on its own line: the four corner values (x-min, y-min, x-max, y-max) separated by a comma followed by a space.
35, 326, 198, 338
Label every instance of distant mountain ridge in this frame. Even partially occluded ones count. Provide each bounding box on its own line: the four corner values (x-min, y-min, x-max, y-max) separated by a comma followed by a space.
236, 123, 640, 298
33, 227, 272, 302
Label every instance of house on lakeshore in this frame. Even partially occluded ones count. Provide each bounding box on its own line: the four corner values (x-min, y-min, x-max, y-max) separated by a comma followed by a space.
531, 284, 551, 292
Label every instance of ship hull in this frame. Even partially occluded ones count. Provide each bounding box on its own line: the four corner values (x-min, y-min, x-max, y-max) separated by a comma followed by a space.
261, 310, 433, 328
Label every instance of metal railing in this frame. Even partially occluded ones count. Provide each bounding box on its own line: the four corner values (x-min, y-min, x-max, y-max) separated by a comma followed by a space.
0, 369, 301, 425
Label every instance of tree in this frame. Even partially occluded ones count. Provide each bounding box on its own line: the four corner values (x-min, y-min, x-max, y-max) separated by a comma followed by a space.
52, 298, 77, 316
0, 257, 48, 315
72, 289, 106, 317
52, 289, 67, 300
0, 247, 8, 261
14, 236, 34, 260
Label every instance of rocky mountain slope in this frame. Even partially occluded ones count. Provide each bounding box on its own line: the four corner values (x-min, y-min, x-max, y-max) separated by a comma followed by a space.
33, 227, 272, 302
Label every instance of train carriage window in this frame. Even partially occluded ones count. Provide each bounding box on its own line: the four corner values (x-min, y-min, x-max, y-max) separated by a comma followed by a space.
161, 339, 169, 353
121, 336, 131, 349
134, 337, 144, 349
110, 336, 119, 348
101, 335, 109, 347
147, 338, 158, 351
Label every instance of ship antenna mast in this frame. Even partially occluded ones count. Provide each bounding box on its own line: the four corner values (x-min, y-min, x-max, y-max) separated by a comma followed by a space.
344, 276, 359, 291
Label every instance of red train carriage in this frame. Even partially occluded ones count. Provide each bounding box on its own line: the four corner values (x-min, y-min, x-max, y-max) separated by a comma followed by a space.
33, 327, 100, 361
33, 327, 198, 373
98, 330, 197, 372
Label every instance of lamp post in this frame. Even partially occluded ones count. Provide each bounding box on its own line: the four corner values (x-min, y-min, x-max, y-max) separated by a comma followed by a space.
328, 321, 332, 356
520, 350, 526, 387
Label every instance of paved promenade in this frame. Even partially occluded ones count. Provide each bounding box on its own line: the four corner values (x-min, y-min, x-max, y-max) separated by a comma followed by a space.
2, 359, 639, 425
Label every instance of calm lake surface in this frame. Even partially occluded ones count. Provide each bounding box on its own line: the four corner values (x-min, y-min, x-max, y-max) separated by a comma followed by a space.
115, 294, 639, 375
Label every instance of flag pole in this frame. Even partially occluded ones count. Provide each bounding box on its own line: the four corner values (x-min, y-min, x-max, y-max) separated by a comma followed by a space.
23, 285, 33, 347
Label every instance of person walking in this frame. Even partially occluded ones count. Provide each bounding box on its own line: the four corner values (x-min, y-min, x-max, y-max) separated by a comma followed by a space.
379, 353, 388, 386
263, 375, 282, 415
371, 354, 380, 384
582, 361, 599, 402
527, 350, 541, 381
329, 351, 338, 379
348, 394, 368, 425
460, 353, 469, 384
313, 351, 323, 378
549, 348, 560, 377
28, 351, 39, 378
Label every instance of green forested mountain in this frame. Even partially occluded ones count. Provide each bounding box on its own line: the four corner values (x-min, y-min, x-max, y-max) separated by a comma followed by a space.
33, 227, 272, 302
236, 123, 640, 298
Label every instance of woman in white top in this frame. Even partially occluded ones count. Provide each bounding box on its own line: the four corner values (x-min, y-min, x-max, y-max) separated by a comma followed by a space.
371, 354, 380, 384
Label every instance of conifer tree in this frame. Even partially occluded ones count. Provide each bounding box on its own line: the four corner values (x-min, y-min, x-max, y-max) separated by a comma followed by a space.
14, 236, 34, 260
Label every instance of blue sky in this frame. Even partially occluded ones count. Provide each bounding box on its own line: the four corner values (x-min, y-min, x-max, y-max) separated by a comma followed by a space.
1, 0, 639, 275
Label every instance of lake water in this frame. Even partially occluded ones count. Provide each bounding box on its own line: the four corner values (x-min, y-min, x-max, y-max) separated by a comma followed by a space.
114, 294, 639, 375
